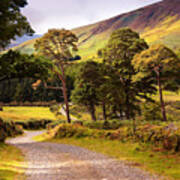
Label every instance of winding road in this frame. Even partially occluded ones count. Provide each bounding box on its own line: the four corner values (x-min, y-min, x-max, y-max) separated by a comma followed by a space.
6, 131, 162, 180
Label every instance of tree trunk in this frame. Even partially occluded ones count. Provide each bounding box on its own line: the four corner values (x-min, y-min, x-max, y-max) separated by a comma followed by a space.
102, 102, 106, 121
89, 103, 96, 121
125, 94, 130, 120
61, 80, 71, 123
156, 69, 167, 121
57, 64, 71, 123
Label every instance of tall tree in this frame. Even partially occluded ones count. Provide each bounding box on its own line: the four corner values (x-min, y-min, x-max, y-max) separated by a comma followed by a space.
34, 29, 79, 123
98, 28, 153, 119
71, 61, 102, 121
132, 44, 180, 121
0, 0, 34, 50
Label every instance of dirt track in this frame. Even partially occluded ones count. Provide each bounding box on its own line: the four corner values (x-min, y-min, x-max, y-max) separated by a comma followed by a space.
6, 131, 161, 180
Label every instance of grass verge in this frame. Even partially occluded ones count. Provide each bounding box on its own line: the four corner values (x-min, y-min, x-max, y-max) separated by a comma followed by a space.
0, 143, 25, 180
48, 137, 180, 180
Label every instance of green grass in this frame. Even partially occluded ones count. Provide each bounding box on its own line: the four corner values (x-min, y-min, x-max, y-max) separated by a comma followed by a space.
153, 90, 180, 102
0, 143, 25, 180
49, 137, 180, 180
0, 106, 56, 122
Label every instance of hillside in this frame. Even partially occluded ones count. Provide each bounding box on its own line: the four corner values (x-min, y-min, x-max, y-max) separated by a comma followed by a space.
9, 34, 41, 49
14, 0, 180, 58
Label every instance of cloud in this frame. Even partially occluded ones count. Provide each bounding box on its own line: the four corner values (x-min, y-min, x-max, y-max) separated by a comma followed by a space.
22, 0, 161, 34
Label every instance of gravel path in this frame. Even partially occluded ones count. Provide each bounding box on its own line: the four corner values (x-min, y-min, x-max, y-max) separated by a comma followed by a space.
6, 131, 162, 180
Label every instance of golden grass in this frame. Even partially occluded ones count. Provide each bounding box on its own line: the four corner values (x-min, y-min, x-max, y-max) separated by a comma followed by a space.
50, 137, 180, 180
142, 16, 180, 44
153, 90, 180, 102
0, 106, 56, 122
0, 143, 25, 179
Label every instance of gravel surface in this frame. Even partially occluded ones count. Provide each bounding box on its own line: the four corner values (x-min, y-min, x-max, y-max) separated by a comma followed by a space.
6, 131, 163, 180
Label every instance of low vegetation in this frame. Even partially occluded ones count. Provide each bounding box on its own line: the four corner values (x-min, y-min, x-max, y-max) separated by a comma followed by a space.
50, 138, 180, 180
0, 118, 24, 179
0, 118, 23, 142
33, 122, 180, 179
0, 143, 25, 180
0, 106, 58, 130
0, 106, 56, 121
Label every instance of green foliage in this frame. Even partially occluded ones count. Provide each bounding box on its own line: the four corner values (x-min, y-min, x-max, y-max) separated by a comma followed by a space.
34, 28, 79, 123
34, 29, 78, 63
166, 101, 180, 121
132, 44, 179, 86
0, 78, 64, 103
52, 122, 180, 153
15, 119, 53, 130
84, 120, 125, 130
71, 61, 102, 121
49, 104, 61, 115
0, 118, 23, 142
98, 28, 155, 119
47, 120, 67, 129
0, 0, 34, 50
0, 50, 52, 82
54, 124, 93, 138
99, 28, 148, 71
132, 44, 180, 121
141, 102, 162, 121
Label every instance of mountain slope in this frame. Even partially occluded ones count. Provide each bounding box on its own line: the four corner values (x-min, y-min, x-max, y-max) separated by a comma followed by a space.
9, 34, 41, 49
14, 0, 180, 58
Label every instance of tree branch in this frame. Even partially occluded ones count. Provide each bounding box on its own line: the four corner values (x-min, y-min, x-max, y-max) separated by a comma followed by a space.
44, 82, 63, 90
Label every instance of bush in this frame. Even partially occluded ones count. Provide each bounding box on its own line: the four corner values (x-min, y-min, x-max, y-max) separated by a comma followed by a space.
54, 124, 94, 138
0, 118, 23, 142
49, 104, 61, 115
15, 119, 53, 130
47, 120, 66, 129
135, 124, 180, 152
141, 102, 162, 121
84, 120, 127, 130
52, 122, 180, 152
168, 101, 180, 110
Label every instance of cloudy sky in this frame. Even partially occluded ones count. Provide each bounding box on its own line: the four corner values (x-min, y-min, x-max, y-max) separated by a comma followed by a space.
22, 0, 162, 34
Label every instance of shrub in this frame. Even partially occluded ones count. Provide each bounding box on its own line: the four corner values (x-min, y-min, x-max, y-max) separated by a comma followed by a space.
15, 119, 53, 130
47, 120, 66, 129
49, 104, 60, 115
54, 124, 94, 138
52, 122, 180, 152
0, 118, 23, 142
141, 102, 162, 121
84, 120, 124, 130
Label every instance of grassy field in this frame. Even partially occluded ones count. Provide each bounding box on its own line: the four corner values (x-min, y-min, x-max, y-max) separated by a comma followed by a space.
0, 143, 25, 180
49, 137, 180, 180
153, 90, 180, 102
0, 106, 57, 122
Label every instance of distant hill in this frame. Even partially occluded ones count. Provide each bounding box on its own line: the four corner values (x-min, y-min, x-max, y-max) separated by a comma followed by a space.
13, 0, 180, 58
9, 34, 41, 50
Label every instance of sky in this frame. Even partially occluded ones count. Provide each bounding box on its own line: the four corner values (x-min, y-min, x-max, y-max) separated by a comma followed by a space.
22, 0, 162, 34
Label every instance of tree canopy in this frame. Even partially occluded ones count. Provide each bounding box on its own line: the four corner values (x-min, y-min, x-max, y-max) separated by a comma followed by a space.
132, 44, 180, 121
0, 50, 52, 82
98, 28, 154, 119
71, 61, 101, 121
0, 0, 34, 50
34, 29, 79, 123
